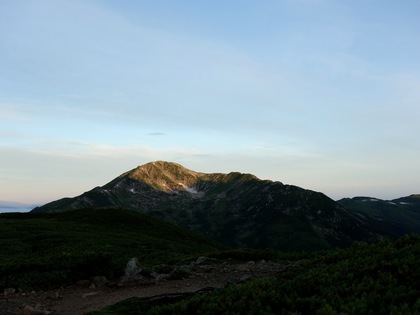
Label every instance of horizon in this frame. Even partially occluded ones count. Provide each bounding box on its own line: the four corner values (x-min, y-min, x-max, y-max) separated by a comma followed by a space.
0, 159, 418, 207
1, 1, 420, 204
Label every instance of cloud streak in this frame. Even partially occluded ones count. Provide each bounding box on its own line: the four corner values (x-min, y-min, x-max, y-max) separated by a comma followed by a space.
1, 0, 420, 203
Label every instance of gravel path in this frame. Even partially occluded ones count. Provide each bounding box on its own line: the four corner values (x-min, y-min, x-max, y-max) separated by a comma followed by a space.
2, 260, 291, 315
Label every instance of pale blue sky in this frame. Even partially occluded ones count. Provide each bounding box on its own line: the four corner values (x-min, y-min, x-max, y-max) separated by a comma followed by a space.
1, 0, 420, 204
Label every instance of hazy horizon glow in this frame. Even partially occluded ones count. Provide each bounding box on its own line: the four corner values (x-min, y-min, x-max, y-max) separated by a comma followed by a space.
1, 0, 420, 204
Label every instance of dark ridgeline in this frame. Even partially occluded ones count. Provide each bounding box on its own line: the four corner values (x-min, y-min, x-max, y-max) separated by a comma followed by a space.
33, 161, 393, 251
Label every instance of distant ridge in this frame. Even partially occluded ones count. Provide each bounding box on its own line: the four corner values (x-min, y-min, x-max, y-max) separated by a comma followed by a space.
337, 195, 420, 236
34, 161, 389, 251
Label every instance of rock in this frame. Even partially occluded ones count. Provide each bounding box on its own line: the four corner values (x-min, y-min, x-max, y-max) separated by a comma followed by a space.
236, 265, 250, 272
236, 261, 255, 272
150, 271, 169, 281
47, 291, 60, 300
169, 266, 193, 280
4, 287, 15, 296
195, 256, 209, 265
256, 259, 266, 266
88, 283, 96, 289
91, 276, 109, 287
125, 257, 141, 276
117, 258, 156, 286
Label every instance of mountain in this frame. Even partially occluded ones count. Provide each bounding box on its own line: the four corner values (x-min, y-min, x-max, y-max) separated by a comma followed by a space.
337, 195, 420, 236
33, 161, 387, 251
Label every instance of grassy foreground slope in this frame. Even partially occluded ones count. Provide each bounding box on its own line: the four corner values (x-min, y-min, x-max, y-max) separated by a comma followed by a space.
92, 235, 420, 315
0, 208, 224, 290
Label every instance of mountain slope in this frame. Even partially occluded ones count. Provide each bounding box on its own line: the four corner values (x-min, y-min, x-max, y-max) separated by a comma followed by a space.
34, 161, 387, 251
0, 207, 224, 290
337, 195, 420, 236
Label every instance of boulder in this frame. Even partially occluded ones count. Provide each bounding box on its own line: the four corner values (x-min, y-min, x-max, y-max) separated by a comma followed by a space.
195, 256, 209, 265
125, 258, 141, 276
236, 261, 255, 272
118, 258, 154, 286
90, 276, 109, 287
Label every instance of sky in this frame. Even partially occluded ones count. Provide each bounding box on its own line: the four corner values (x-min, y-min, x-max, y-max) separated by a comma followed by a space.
1, 0, 420, 205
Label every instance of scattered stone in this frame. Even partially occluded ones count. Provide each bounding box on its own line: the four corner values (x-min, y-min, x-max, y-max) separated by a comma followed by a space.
47, 291, 60, 300
169, 266, 193, 280
117, 258, 155, 286
256, 259, 266, 266
4, 287, 15, 296
150, 271, 169, 281
2, 259, 291, 315
89, 283, 96, 289
236, 265, 250, 272
195, 256, 209, 265
236, 261, 255, 272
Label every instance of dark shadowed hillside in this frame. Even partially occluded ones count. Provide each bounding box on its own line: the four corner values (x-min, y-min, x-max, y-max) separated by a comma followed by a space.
0, 208, 224, 291
337, 195, 420, 237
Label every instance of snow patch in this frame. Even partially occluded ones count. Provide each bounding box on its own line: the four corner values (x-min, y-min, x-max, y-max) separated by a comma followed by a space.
362, 198, 379, 202
185, 187, 198, 194
177, 182, 198, 194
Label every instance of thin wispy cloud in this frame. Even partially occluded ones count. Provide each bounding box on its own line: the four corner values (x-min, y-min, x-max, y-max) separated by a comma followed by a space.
1, 0, 420, 202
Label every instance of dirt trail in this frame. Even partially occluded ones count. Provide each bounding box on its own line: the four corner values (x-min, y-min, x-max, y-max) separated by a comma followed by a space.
1, 260, 289, 315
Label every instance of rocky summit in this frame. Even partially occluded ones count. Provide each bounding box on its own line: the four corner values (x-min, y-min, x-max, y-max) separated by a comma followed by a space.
33, 161, 386, 251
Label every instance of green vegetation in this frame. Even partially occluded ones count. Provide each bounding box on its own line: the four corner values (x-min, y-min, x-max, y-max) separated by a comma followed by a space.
0, 208, 224, 291
90, 235, 420, 315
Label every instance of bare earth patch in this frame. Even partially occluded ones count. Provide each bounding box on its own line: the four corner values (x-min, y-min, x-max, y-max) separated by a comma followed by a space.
1, 260, 292, 315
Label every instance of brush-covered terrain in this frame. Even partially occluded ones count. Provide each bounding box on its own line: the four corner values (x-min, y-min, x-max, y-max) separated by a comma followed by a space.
89, 235, 420, 315
0, 208, 224, 291
2, 207, 419, 314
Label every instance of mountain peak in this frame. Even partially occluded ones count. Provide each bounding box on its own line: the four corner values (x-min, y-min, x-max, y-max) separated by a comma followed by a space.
127, 161, 204, 192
